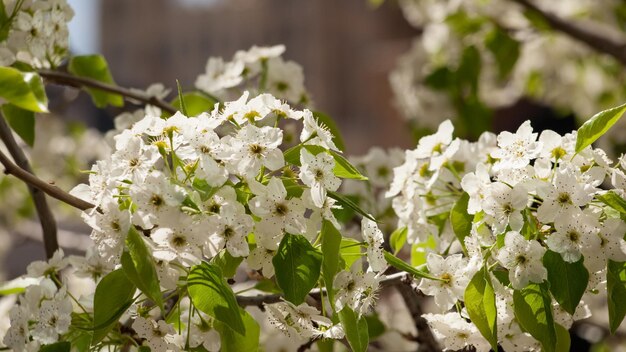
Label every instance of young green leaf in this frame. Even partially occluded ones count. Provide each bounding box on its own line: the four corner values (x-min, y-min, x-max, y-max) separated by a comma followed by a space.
596, 191, 626, 214
121, 227, 163, 311
312, 111, 346, 151
607, 260, 626, 333
513, 283, 556, 352
321, 220, 342, 306
40, 342, 71, 352
170, 91, 215, 117
187, 262, 246, 335
211, 249, 244, 278
389, 227, 408, 254
0, 67, 48, 112
464, 266, 498, 351
328, 191, 376, 222
543, 250, 588, 315
272, 234, 323, 305
91, 269, 136, 345
340, 238, 363, 270
328, 149, 368, 180
213, 308, 260, 352
410, 235, 437, 267
68, 55, 124, 108
0, 277, 39, 295
2, 104, 34, 146
575, 102, 626, 153
175, 79, 187, 115
338, 306, 369, 352
383, 251, 439, 280
450, 192, 472, 252
484, 26, 520, 79
555, 323, 571, 352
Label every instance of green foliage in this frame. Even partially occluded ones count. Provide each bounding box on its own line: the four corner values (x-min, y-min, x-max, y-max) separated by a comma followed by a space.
513, 283, 556, 352
321, 220, 342, 306
607, 260, 626, 333
0, 277, 39, 295
211, 249, 244, 278
91, 269, 136, 344
2, 104, 34, 146
340, 238, 363, 270
328, 191, 376, 221
389, 226, 408, 254
68, 55, 124, 108
214, 308, 260, 352
176, 79, 187, 115
188, 262, 246, 334
338, 307, 369, 352
313, 111, 346, 151
575, 102, 626, 153
485, 26, 521, 79
365, 313, 386, 339
543, 250, 589, 315
40, 342, 71, 352
121, 227, 163, 312
464, 266, 498, 350
383, 251, 439, 280
450, 192, 472, 253
328, 149, 368, 180
410, 235, 437, 267
170, 91, 216, 117
272, 234, 323, 305
0, 67, 48, 112
596, 191, 626, 214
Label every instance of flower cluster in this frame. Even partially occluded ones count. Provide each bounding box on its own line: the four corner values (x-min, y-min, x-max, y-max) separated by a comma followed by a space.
387, 118, 626, 351
0, 0, 74, 68
390, 0, 626, 134
195, 45, 309, 105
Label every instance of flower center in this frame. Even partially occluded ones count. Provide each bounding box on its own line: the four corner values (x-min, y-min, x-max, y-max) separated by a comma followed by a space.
557, 193, 572, 205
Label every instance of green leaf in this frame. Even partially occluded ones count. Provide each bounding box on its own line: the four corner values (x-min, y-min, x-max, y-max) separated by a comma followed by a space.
40, 342, 71, 352
338, 307, 368, 352
543, 250, 588, 315
485, 26, 520, 79
450, 192, 472, 252
365, 313, 386, 339
0, 277, 39, 295
410, 235, 437, 267
170, 91, 215, 117
272, 234, 323, 305
2, 104, 34, 146
121, 227, 163, 311
92, 269, 136, 344
176, 79, 187, 116
188, 262, 246, 334
389, 227, 408, 254
383, 251, 439, 280
575, 102, 626, 153
321, 220, 342, 306
68, 55, 123, 108
555, 323, 571, 352
0, 67, 48, 112
313, 111, 346, 152
513, 283, 556, 352
464, 266, 498, 350
328, 191, 376, 222
340, 238, 363, 270
328, 149, 368, 180
597, 191, 626, 214
211, 249, 244, 278
214, 308, 260, 352
607, 260, 626, 333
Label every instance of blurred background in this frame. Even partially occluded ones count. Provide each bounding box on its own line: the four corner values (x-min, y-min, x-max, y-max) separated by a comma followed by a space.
66, 0, 416, 154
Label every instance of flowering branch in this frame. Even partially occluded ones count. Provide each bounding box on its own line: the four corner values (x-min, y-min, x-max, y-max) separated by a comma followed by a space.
0, 115, 59, 259
38, 70, 178, 115
510, 0, 626, 65
0, 148, 95, 211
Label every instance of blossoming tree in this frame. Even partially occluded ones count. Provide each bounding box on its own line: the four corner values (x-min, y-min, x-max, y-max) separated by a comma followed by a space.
1, 1, 626, 352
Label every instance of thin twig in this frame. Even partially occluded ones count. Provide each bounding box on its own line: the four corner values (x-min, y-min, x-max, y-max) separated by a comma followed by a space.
510, 0, 626, 65
0, 115, 59, 258
38, 70, 178, 115
396, 276, 441, 352
0, 148, 95, 211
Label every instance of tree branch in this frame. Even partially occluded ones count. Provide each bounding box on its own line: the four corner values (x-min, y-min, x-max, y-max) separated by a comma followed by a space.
38, 70, 178, 115
395, 275, 441, 352
0, 148, 95, 211
510, 0, 626, 65
0, 115, 60, 259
